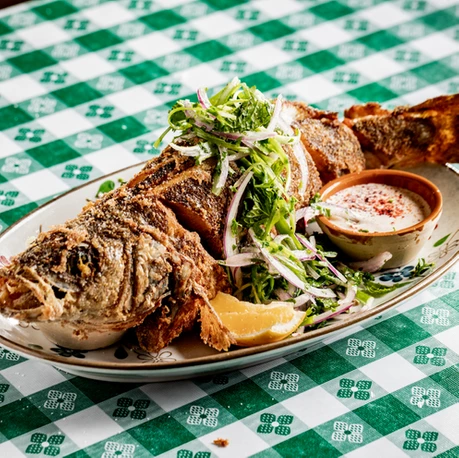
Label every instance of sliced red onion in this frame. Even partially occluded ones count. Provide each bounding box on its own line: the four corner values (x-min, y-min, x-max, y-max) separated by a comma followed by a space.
292, 250, 316, 261
223, 171, 253, 258
306, 264, 320, 280
249, 229, 306, 291
169, 143, 212, 159
275, 289, 292, 301
233, 266, 243, 292
274, 234, 289, 244
267, 95, 283, 132
197, 87, 212, 110
228, 152, 250, 161
295, 206, 316, 223
305, 285, 336, 298
297, 234, 348, 284
213, 148, 229, 194
214, 131, 242, 141
349, 252, 393, 273
318, 202, 361, 222
0, 255, 10, 267
293, 293, 315, 306
222, 253, 260, 267
194, 118, 214, 132
338, 285, 357, 307
292, 142, 309, 196
308, 303, 354, 326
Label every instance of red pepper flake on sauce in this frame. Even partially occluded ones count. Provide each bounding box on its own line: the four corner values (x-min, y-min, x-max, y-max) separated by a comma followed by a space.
327, 183, 430, 233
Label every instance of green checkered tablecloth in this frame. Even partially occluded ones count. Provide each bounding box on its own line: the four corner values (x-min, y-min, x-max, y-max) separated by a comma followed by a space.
0, 0, 459, 456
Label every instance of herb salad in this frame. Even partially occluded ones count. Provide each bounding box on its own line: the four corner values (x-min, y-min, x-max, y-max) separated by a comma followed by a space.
155, 78, 433, 330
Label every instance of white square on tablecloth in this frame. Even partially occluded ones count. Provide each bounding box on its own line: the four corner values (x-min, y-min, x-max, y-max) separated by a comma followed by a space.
0, 75, 46, 104
85, 145, 140, 174
0, 442, 24, 458
282, 386, 349, 428
410, 33, 459, 59
155, 0, 194, 5
12, 169, 69, 201
199, 422, 270, 457
403, 86, 444, 105
141, 381, 207, 412
17, 22, 71, 49
349, 54, 405, 81
359, 3, 413, 28
61, 54, 116, 81
37, 109, 94, 138
106, 86, 161, 115
360, 353, 425, 393
55, 405, 123, 448
0, 133, 22, 157
299, 23, 353, 49
253, 0, 304, 18
346, 437, 410, 458
82, 3, 136, 28
175, 64, 229, 90
434, 327, 459, 354
237, 43, 291, 71
128, 32, 181, 60
190, 12, 243, 39
287, 75, 342, 103
425, 404, 459, 445
395, 290, 436, 313
1, 360, 67, 396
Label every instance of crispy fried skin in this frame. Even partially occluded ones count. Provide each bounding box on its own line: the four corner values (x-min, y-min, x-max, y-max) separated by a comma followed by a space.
285, 101, 365, 183
344, 95, 459, 169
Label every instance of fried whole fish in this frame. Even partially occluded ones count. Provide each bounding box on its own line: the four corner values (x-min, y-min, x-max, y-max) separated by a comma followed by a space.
0, 93, 456, 353
344, 94, 459, 168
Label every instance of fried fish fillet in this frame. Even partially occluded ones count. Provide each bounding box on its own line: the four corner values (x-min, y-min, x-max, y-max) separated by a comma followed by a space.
344, 95, 459, 169
284, 101, 365, 182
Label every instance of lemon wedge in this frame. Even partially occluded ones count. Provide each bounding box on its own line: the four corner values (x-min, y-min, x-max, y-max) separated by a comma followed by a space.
210, 292, 306, 347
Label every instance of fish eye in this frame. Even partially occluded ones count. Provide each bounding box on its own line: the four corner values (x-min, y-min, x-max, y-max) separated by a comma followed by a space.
67, 244, 98, 278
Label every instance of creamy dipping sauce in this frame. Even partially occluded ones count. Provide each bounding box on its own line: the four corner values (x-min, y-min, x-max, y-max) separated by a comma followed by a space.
326, 183, 431, 233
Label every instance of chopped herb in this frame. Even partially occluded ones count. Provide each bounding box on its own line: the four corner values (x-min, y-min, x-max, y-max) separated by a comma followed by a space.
96, 180, 115, 198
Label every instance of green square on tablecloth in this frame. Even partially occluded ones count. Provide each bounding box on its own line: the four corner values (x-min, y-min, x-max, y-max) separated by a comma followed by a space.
358, 31, 405, 51
274, 429, 341, 457
411, 62, 457, 84
309, 1, 354, 20
0, 399, 50, 439
249, 20, 295, 41
211, 379, 277, 419
0, 346, 25, 369
354, 395, 420, 435
420, 10, 459, 30
129, 414, 195, 455
366, 315, 431, 352
0, 21, 12, 36
430, 365, 459, 398
436, 446, 459, 457
52, 82, 102, 108
0, 201, 38, 226
0, 106, 33, 131
120, 61, 169, 85
69, 378, 136, 404
290, 346, 356, 384
187, 40, 232, 62
439, 289, 459, 312
140, 10, 187, 30
9, 50, 57, 73
243, 72, 280, 92
76, 30, 123, 52
347, 83, 397, 102
299, 51, 345, 73
98, 116, 149, 143
204, 0, 248, 9
27, 140, 81, 167
32, 1, 77, 20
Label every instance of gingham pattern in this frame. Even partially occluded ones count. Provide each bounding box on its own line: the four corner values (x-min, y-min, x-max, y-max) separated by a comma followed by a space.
0, 0, 458, 456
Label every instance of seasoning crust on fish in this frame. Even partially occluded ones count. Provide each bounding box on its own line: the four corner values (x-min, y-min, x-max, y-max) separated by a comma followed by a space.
0, 86, 456, 353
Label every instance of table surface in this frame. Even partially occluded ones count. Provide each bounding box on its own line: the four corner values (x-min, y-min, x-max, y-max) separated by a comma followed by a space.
0, 0, 459, 457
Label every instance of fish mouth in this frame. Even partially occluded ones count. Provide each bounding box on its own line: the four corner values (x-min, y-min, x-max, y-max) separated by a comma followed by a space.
0, 268, 64, 322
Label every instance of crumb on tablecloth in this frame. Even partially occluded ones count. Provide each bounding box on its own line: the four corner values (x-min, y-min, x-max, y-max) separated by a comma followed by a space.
213, 438, 229, 447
